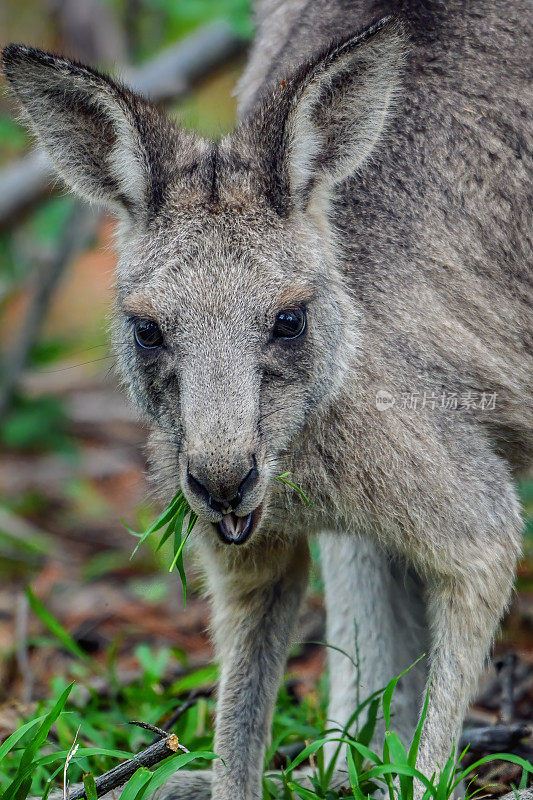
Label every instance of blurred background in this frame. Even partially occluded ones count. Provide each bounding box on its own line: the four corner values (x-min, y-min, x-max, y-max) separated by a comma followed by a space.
0, 1, 531, 796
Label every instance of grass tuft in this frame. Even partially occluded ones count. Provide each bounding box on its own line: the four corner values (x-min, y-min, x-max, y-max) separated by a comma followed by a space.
1, 645, 532, 799
124, 472, 310, 604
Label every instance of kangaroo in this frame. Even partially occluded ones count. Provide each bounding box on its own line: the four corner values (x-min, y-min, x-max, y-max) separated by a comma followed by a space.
3, 1, 531, 798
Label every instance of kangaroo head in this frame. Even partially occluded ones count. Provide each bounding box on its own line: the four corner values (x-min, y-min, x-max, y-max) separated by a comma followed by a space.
2, 19, 403, 546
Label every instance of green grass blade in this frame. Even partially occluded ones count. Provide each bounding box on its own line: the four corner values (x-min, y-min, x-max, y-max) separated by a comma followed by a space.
283, 738, 330, 771
276, 473, 311, 506
364, 762, 436, 796
408, 687, 429, 767
117, 766, 152, 800
83, 773, 98, 800
168, 508, 191, 572
128, 493, 186, 557
25, 586, 90, 663
32, 746, 140, 769
358, 696, 381, 748
347, 745, 367, 800
155, 513, 178, 553
2, 682, 74, 798
339, 738, 383, 767
138, 751, 217, 798
12, 775, 32, 800
286, 782, 320, 799
0, 714, 47, 762
145, 494, 186, 535
306, 640, 358, 670
385, 731, 411, 800
169, 510, 197, 604
454, 752, 533, 791
439, 745, 458, 800
383, 655, 425, 731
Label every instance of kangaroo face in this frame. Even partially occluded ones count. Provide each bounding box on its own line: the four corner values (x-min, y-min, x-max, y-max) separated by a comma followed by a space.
3, 20, 402, 543
113, 198, 354, 543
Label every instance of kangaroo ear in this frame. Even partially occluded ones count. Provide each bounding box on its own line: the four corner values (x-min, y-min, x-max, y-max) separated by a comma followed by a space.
2, 44, 198, 218
243, 17, 404, 216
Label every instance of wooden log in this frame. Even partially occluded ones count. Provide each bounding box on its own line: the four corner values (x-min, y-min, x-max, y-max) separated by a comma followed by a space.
68, 731, 184, 800
460, 723, 531, 753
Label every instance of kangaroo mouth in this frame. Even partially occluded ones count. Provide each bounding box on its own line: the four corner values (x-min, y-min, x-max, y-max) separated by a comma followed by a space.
216, 507, 262, 545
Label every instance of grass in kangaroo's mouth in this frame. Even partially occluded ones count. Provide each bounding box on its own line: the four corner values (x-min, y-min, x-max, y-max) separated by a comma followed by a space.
124, 472, 310, 603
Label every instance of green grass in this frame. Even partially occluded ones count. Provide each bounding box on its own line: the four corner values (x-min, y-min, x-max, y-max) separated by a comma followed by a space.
1, 478, 531, 799
1, 636, 531, 800
124, 473, 311, 604
0, 679, 217, 800
1, 483, 529, 798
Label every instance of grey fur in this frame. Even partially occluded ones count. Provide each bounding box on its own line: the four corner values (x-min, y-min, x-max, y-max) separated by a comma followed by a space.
3, 0, 531, 797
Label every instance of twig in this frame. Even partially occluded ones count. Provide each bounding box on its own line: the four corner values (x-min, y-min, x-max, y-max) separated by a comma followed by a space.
161, 687, 215, 732
0, 203, 98, 419
129, 720, 187, 743
63, 726, 81, 800
67, 730, 185, 800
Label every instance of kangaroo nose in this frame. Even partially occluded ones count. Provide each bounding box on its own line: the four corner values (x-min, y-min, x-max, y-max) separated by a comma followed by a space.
186, 457, 259, 514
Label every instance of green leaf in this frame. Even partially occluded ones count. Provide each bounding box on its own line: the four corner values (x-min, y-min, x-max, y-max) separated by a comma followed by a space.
408, 687, 429, 767
358, 696, 381, 748
128, 494, 186, 558
276, 473, 311, 506
169, 510, 197, 604
2, 682, 74, 799
170, 663, 219, 694
0, 714, 47, 762
169, 508, 193, 573
454, 752, 533, 791
25, 586, 90, 663
32, 746, 139, 769
138, 751, 217, 798
263, 776, 280, 798
347, 746, 367, 800
12, 775, 32, 800
155, 513, 178, 552
306, 640, 357, 670
83, 773, 98, 800
364, 762, 435, 795
341, 738, 382, 767
284, 738, 330, 771
118, 766, 152, 800
385, 731, 411, 800
286, 781, 320, 799
383, 655, 425, 731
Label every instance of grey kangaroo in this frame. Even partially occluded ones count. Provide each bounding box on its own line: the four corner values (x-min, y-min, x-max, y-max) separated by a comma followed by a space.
3, 0, 532, 798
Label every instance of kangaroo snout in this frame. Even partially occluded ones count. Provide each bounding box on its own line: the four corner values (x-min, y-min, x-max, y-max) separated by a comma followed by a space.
186, 455, 259, 514
186, 454, 263, 546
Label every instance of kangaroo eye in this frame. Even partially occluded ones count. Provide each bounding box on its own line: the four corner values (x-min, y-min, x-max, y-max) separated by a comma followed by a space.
273, 308, 306, 339
134, 319, 163, 349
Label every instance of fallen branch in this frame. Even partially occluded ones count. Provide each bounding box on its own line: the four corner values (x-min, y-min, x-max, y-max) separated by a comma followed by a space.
0, 203, 99, 419
0, 21, 245, 227
67, 728, 186, 800
460, 723, 531, 753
